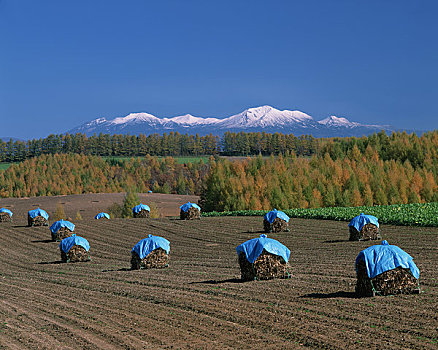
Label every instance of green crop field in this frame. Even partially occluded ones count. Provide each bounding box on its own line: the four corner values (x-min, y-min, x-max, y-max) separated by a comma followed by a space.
203, 202, 438, 227
0, 163, 11, 171
103, 155, 211, 164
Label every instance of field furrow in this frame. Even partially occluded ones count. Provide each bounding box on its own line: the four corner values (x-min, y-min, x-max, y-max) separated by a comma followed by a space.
1, 204, 437, 349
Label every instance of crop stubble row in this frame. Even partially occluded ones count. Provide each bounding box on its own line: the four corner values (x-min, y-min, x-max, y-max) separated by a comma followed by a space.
0, 215, 437, 349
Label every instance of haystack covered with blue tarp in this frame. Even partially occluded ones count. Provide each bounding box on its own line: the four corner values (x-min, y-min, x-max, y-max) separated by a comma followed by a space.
180, 202, 201, 220
50, 219, 75, 241
349, 213, 380, 241
355, 240, 420, 296
263, 209, 290, 233
131, 234, 170, 269
0, 208, 13, 222
132, 203, 150, 218
59, 234, 90, 263
95, 212, 110, 220
28, 208, 49, 226
236, 234, 291, 281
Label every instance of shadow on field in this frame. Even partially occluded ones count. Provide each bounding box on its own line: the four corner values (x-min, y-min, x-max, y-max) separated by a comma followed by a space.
13, 225, 29, 228
323, 239, 350, 244
101, 268, 132, 272
300, 291, 358, 299
36, 261, 64, 265
189, 278, 243, 285
31, 239, 54, 243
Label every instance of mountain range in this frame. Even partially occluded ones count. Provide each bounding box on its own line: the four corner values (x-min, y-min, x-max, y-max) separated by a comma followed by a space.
68, 105, 393, 137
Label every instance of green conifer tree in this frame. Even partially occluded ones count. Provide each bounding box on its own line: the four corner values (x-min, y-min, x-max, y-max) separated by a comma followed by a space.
122, 189, 140, 218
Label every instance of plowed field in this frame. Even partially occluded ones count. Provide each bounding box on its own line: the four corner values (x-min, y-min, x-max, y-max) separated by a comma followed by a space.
1, 214, 437, 349
0, 192, 199, 219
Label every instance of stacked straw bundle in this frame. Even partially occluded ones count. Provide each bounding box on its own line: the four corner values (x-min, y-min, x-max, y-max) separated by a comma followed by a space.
29, 216, 48, 226
131, 248, 169, 270
132, 203, 150, 218
236, 234, 291, 281
50, 220, 75, 241
0, 213, 11, 222
28, 208, 49, 227
355, 260, 419, 296
349, 224, 380, 241
349, 213, 380, 241
180, 202, 201, 220
131, 234, 170, 270
54, 227, 73, 241
95, 212, 110, 220
355, 240, 420, 297
180, 207, 200, 220
134, 209, 150, 218
61, 245, 90, 263
263, 209, 289, 233
263, 217, 289, 233
59, 234, 90, 263
0, 208, 12, 222
238, 250, 291, 281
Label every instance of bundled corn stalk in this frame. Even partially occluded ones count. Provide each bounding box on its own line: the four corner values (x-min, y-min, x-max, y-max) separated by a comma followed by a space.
52, 227, 74, 242
131, 248, 169, 270
0, 212, 11, 222
238, 249, 291, 281
264, 217, 289, 233
355, 259, 419, 296
133, 209, 150, 218
60, 245, 90, 263
28, 215, 48, 227
349, 223, 380, 241
180, 207, 200, 220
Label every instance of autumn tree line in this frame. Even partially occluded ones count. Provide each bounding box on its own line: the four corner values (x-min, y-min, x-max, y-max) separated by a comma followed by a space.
0, 154, 208, 198
1, 131, 437, 170
200, 151, 438, 211
1, 130, 438, 211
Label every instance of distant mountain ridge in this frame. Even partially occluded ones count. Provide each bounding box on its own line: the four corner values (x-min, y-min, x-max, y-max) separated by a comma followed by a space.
68, 105, 394, 137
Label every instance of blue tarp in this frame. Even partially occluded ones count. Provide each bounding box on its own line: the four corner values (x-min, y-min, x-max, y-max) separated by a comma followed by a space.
264, 209, 290, 224
0, 208, 13, 217
236, 234, 290, 264
132, 203, 150, 214
131, 234, 170, 259
59, 234, 90, 253
50, 219, 75, 234
28, 208, 49, 220
180, 202, 201, 213
148, 190, 153, 193
95, 212, 110, 220
355, 240, 420, 279
349, 213, 379, 231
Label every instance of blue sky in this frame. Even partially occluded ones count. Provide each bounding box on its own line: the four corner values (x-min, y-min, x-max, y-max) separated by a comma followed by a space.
1, 0, 437, 139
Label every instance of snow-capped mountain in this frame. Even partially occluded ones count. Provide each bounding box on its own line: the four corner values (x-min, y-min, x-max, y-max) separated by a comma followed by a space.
218, 105, 314, 128
318, 116, 361, 128
68, 105, 394, 137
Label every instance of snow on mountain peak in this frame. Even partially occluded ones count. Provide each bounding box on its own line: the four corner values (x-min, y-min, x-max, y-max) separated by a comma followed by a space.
94, 117, 107, 124
168, 114, 221, 125
111, 112, 160, 125
68, 105, 394, 137
221, 105, 314, 128
318, 116, 359, 128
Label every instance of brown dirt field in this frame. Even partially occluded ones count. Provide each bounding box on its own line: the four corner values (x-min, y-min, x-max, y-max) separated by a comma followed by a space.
0, 192, 199, 220
0, 211, 437, 349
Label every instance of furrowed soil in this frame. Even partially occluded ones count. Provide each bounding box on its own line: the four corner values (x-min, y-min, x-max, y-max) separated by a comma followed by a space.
0, 192, 200, 219
0, 205, 437, 349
